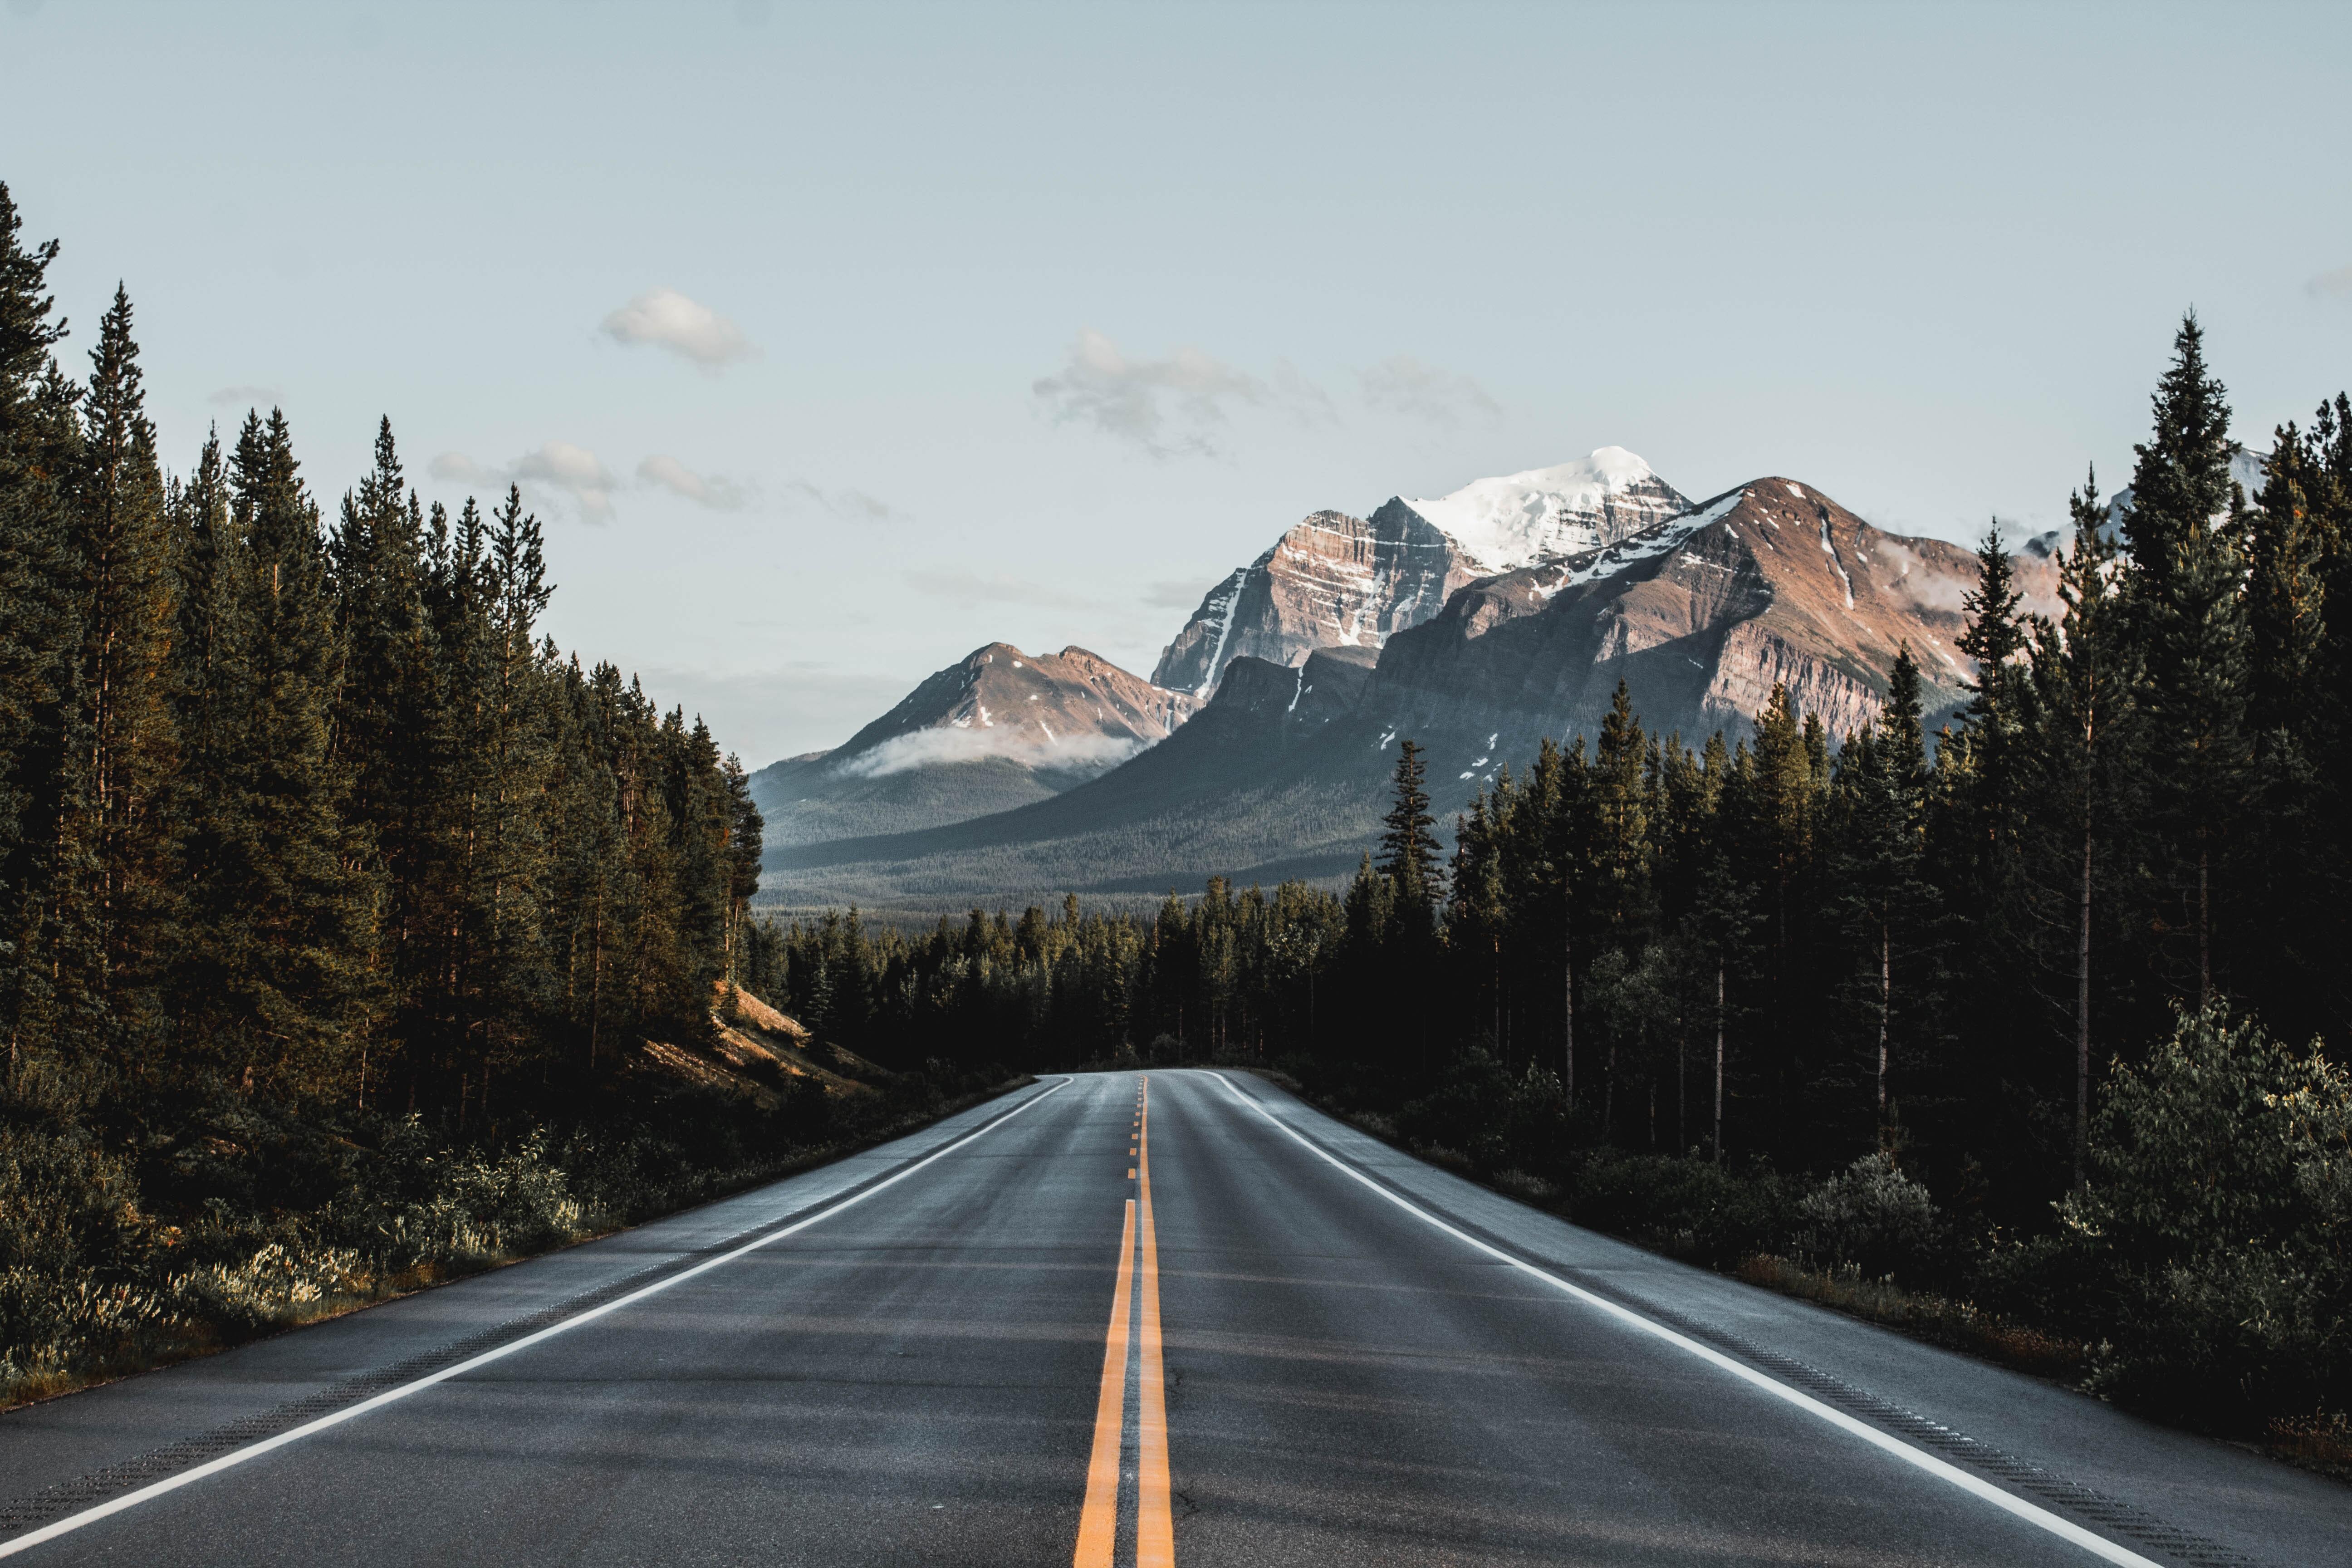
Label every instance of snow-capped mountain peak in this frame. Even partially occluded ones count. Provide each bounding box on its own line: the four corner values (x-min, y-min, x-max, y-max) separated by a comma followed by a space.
1400, 446, 1687, 572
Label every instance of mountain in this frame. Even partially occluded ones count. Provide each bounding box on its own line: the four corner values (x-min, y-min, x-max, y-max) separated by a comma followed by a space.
1152, 448, 1688, 696
1398, 446, 1693, 572
764, 474, 2053, 920
746, 643, 1198, 848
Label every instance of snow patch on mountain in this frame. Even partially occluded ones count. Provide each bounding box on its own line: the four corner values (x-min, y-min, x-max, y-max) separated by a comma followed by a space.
1534, 488, 1746, 599
1403, 446, 1676, 571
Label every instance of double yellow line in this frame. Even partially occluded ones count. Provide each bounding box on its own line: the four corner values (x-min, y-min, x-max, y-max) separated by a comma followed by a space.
1074, 1076, 1173, 1568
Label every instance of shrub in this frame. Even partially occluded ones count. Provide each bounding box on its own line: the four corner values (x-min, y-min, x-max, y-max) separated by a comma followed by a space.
2059, 1006, 2352, 1426
1795, 1153, 1943, 1281
1567, 1151, 1799, 1269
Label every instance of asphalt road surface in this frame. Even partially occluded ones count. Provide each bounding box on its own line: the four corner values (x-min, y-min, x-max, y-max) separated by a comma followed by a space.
1, 1070, 2344, 1566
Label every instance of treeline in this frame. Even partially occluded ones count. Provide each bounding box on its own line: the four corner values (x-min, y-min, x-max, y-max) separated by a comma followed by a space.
0, 185, 762, 1137
0, 183, 788, 1396
755, 316, 2351, 1434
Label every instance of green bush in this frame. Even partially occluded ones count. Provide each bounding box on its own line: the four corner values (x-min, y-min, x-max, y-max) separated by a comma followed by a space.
1566, 1150, 1800, 1269
2058, 1006, 2352, 1426
1796, 1153, 1944, 1281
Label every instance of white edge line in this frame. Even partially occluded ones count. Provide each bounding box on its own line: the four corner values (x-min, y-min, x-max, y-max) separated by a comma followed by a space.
0, 1077, 1074, 1560
1208, 1072, 2162, 1568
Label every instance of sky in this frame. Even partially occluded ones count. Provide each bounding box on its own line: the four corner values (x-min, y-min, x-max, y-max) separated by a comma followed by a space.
5, 0, 2350, 767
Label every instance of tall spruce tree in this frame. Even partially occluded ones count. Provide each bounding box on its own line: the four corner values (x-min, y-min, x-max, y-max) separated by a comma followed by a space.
61, 285, 178, 1080
2123, 314, 2251, 1006
2021, 468, 2146, 1182
1377, 739, 1442, 921
1830, 647, 1936, 1142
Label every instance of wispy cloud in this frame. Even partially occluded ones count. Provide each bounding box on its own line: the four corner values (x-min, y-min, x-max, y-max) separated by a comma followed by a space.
207, 384, 280, 409
1359, 354, 1502, 428
1033, 328, 1324, 458
638, 454, 752, 511
783, 480, 900, 521
428, 452, 502, 486
834, 726, 1144, 779
902, 565, 1095, 611
600, 287, 755, 369
431, 441, 621, 523
2308, 264, 2352, 300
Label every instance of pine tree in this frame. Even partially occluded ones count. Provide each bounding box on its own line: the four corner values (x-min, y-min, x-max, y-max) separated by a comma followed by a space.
1377, 739, 1442, 919
2021, 467, 2146, 1183
0, 184, 86, 1096
1830, 647, 1936, 1142
2124, 314, 2252, 1006
60, 285, 179, 1078
173, 410, 380, 1098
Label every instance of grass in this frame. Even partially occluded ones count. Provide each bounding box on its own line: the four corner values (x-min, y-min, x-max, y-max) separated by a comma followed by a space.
1730, 1254, 2089, 1382
0, 1075, 1034, 1416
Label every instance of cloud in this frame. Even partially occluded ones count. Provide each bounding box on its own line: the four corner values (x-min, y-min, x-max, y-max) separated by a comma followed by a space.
1358, 354, 1502, 428
512, 441, 621, 523
783, 479, 901, 521
207, 384, 280, 408
2308, 264, 2352, 300
1034, 328, 1305, 458
431, 441, 620, 523
1142, 578, 1211, 610
902, 566, 1096, 612
428, 451, 502, 486
833, 726, 1145, 779
600, 288, 755, 369
637, 454, 752, 511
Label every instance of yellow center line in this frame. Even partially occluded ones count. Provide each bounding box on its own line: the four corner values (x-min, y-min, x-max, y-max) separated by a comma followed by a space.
1072, 1195, 1138, 1568
1137, 1076, 1174, 1567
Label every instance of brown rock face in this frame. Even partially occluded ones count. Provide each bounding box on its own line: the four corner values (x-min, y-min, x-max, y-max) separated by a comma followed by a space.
745, 643, 1200, 850
1153, 449, 1693, 697
1151, 502, 1472, 696
1354, 477, 2061, 773
834, 642, 1198, 776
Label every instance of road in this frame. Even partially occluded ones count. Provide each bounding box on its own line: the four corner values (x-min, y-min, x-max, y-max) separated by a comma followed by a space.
0, 1070, 2342, 1566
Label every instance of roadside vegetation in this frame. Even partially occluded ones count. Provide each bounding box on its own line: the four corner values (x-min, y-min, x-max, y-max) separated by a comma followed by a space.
746, 318, 2352, 1467
0, 186, 1022, 1411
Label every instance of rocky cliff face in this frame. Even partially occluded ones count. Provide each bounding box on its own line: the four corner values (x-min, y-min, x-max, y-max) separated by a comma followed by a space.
747, 643, 1198, 848
1151, 505, 1468, 695
1319, 477, 2059, 786
1152, 447, 1689, 696
832, 642, 1196, 775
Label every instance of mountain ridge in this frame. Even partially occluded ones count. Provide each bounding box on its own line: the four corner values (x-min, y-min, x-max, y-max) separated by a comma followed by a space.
756, 469, 2047, 919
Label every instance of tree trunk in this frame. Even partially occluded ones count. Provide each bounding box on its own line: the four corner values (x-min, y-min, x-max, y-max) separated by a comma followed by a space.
2074, 818, 2093, 1188
2196, 845, 2211, 1009
1876, 918, 1890, 1134
1562, 911, 1576, 1103
1713, 960, 1725, 1166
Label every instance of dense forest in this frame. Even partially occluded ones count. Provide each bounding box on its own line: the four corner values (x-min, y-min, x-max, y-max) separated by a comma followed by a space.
0, 185, 1002, 1402
749, 316, 2351, 1444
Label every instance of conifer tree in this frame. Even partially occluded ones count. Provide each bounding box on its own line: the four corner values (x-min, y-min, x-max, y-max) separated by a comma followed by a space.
1831, 647, 1936, 1140
2021, 468, 2146, 1182
2123, 315, 2251, 1005
1377, 739, 1442, 919
176, 410, 379, 1098
0, 189, 83, 1090
61, 285, 178, 1076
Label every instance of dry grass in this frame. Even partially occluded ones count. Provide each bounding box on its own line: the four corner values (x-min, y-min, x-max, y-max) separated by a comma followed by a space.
1734, 1254, 2088, 1382
2268, 1411, 2352, 1480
